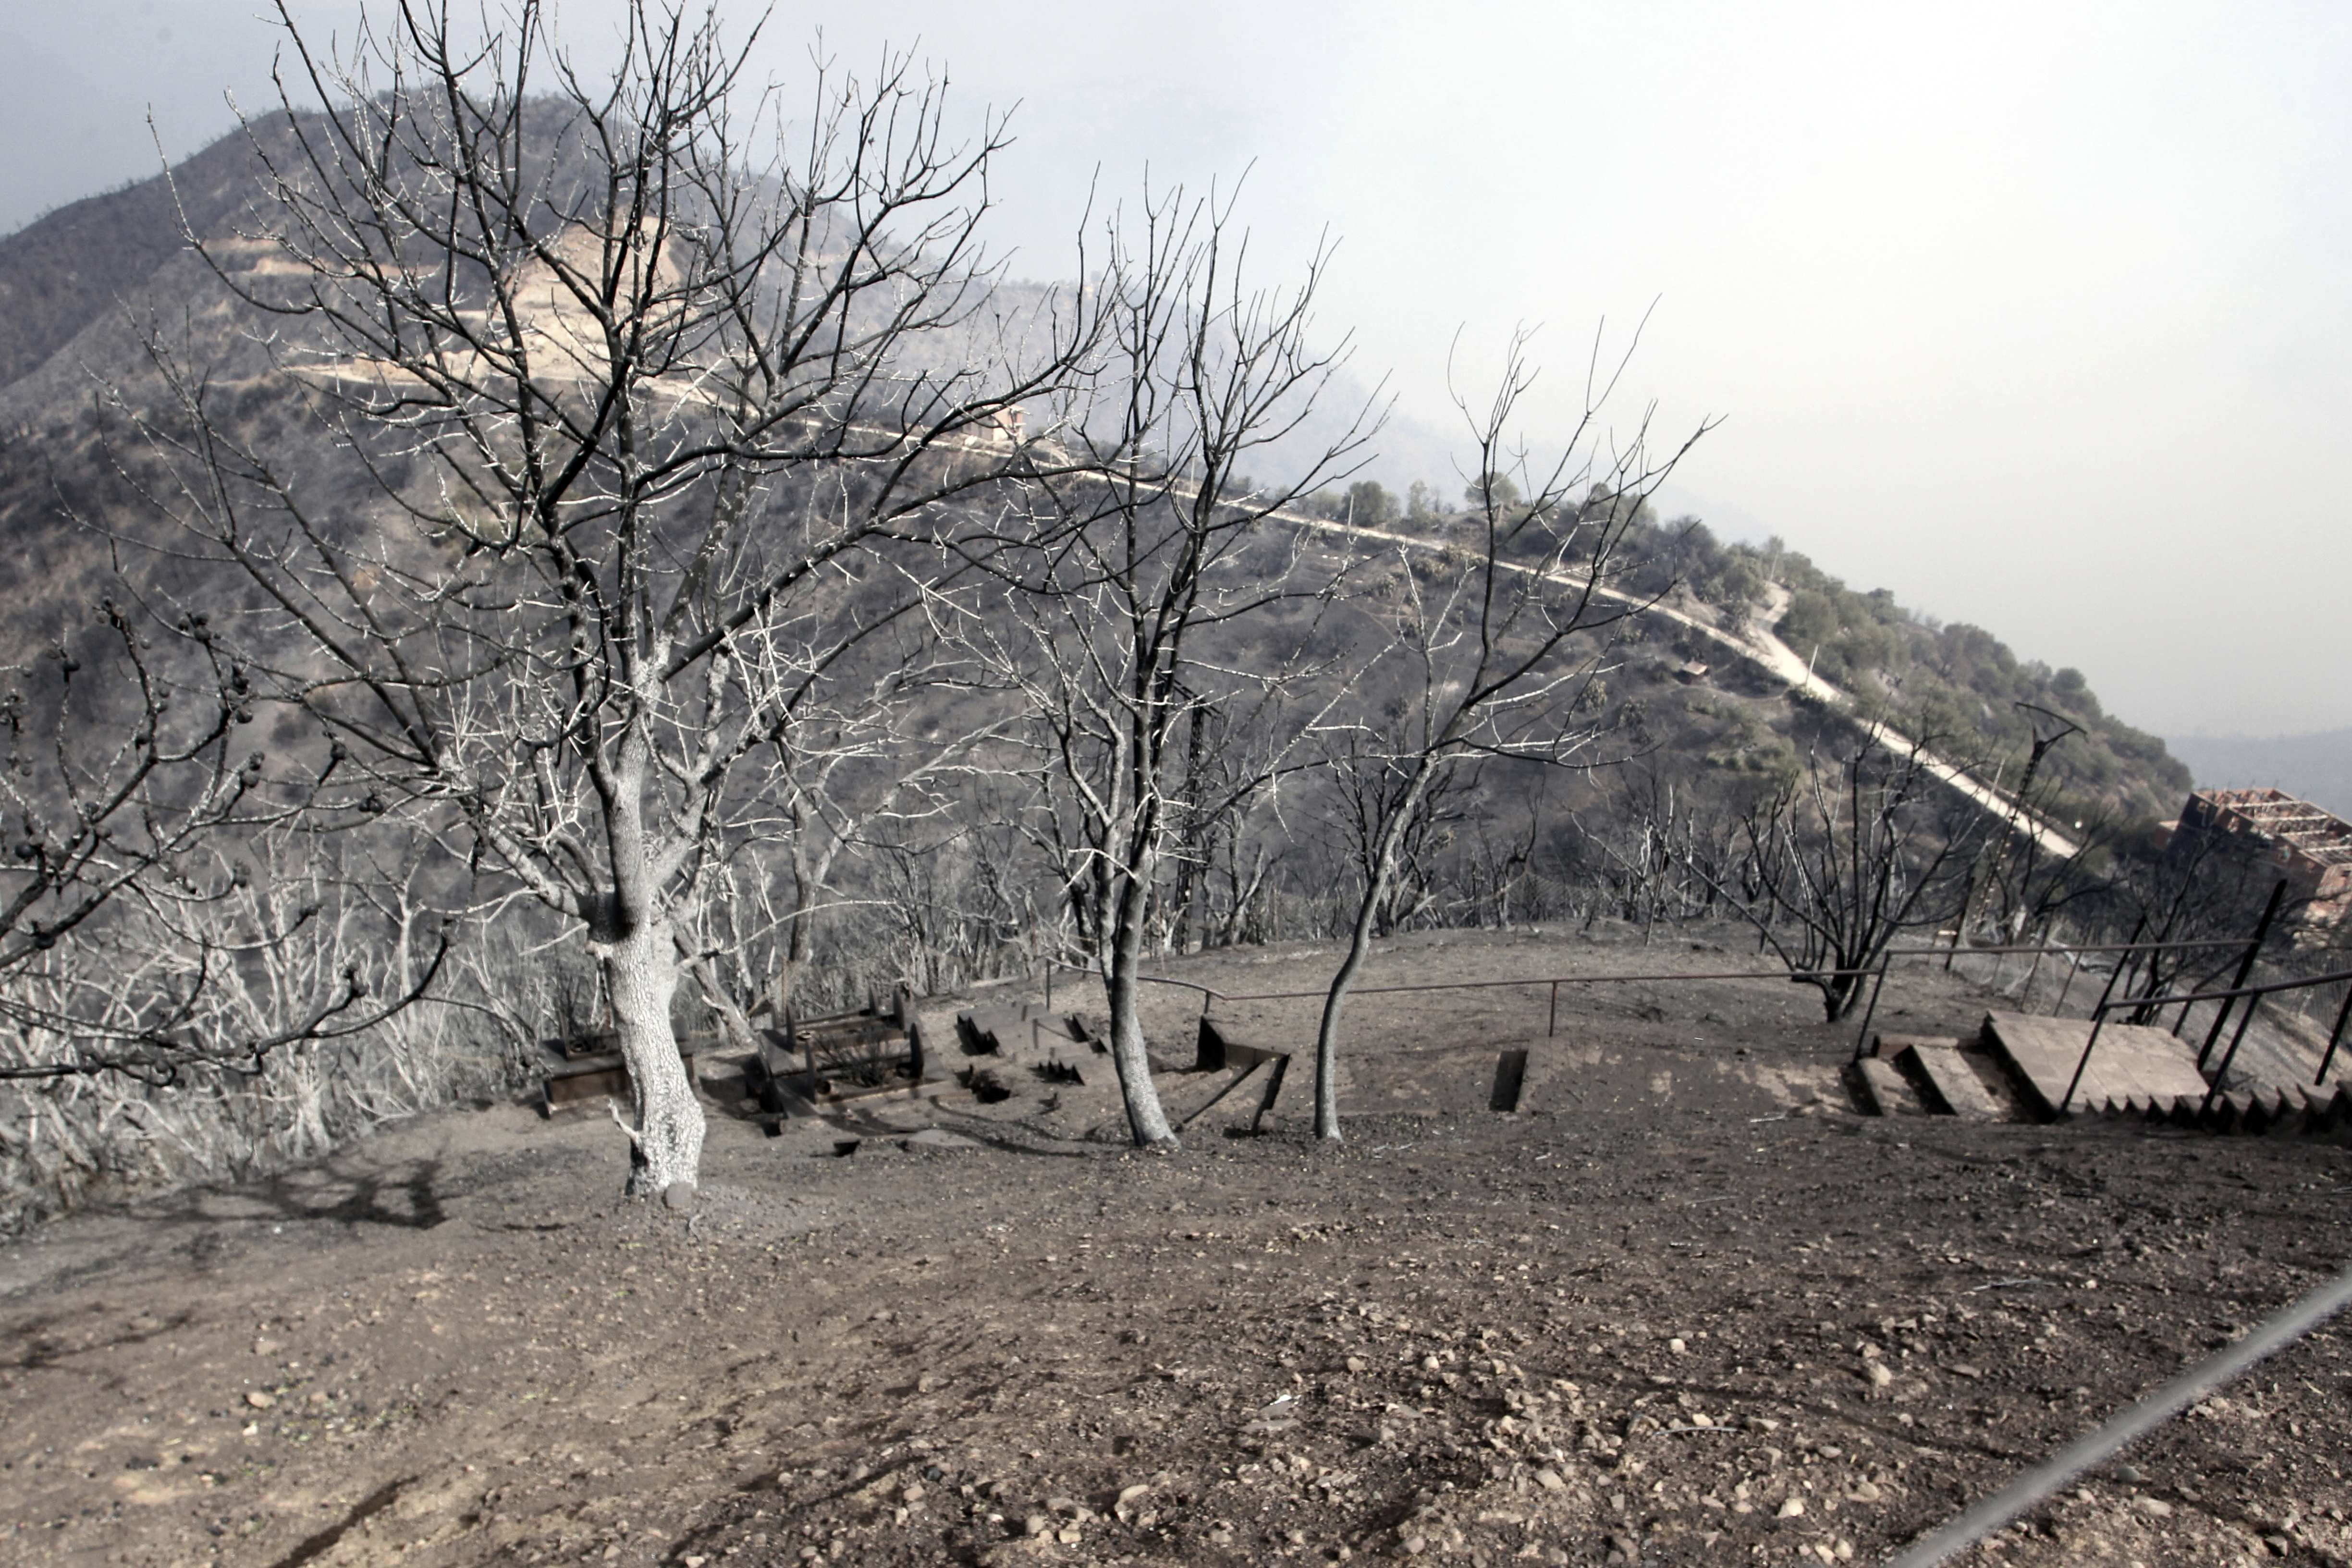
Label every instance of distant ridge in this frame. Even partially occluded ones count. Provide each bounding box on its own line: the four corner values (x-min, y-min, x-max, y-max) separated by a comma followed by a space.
0, 112, 2198, 835
2167, 729, 2352, 821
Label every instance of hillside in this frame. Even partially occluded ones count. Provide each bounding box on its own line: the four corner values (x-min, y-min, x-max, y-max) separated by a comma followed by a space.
4, 928, 2350, 1568
0, 115, 2207, 1008
1613, 520, 2191, 826
0, 119, 2193, 837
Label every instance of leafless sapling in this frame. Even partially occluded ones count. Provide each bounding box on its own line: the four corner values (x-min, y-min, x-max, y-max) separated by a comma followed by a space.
1306, 328, 1708, 1141
974, 182, 1378, 1146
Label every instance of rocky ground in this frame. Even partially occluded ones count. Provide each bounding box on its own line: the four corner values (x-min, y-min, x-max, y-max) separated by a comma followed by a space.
3, 926, 2350, 1568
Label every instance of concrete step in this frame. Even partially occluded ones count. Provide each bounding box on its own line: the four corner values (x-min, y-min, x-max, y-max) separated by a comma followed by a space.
1983, 1011, 2211, 1120
1897, 1042, 2004, 1120
1850, 1056, 1926, 1116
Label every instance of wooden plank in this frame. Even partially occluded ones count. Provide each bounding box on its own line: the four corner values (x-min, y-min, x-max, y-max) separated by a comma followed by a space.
1176, 1058, 1274, 1130
1250, 1054, 1291, 1134
545, 1050, 696, 1106
1196, 1017, 1285, 1073
1490, 1049, 1531, 1113
795, 1016, 906, 1049
1872, 1033, 1968, 1060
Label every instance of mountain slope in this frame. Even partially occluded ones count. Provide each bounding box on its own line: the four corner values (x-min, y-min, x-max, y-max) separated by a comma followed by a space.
0, 116, 2197, 838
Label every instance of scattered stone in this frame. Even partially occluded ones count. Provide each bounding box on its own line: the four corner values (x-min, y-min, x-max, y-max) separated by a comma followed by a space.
1849, 1480, 1883, 1503
2111, 1464, 2145, 1483
1535, 1469, 1567, 1492
1866, 1361, 1895, 1388
662, 1181, 696, 1210
243, 1391, 274, 1409
1346, 1356, 1368, 1373
1668, 1337, 1687, 1354
1949, 1363, 1983, 1379
2134, 1496, 2174, 1518
1778, 1497, 1806, 1518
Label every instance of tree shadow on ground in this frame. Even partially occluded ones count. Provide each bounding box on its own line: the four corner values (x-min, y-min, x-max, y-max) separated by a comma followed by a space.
105, 1155, 458, 1246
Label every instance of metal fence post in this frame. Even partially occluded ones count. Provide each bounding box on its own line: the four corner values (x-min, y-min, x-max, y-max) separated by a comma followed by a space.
2197, 879, 2285, 1072
2316, 984, 2352, 1089
1850, 956, 1894, 1062
2057, 926, 2141, 1115
2201, 988, 2267, 1117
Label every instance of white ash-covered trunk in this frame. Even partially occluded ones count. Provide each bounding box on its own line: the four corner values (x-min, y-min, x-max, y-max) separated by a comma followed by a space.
1105, 870, 1176, 1147
597, 918, 704, 1201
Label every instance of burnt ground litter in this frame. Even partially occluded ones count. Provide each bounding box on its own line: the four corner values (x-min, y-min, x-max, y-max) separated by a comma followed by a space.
3, 923, 2351, 1568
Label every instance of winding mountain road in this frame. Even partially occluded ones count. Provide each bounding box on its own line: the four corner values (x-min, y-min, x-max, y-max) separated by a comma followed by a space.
1285, 510, 2085, 861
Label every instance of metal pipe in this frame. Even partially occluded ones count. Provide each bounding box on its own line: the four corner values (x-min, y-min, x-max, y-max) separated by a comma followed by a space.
2130, 968, 2352, 1011
2052, 944, 2082, 1017
1850, 955, 1894, 1062
1216, 967, 1869, 1002
2197, 880, 2285, 1072
1879, 1259, 2352, 1568
1547, 980, 1559, 1038
2057, 1013, 2110, 1118
2058, 918, 2141, 1115
2316, 984, 2352, 1089
2201, 986, 2266, 1118
1945, 868, 1975, 973
1891, 935, 2242, 958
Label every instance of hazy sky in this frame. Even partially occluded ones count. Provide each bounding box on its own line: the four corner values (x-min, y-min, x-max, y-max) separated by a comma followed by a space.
7, 0, 2350, 741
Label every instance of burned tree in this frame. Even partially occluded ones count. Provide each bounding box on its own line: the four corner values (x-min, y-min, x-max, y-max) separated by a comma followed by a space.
1307, 328, 1707, 1140
977, 184, 1377, 1146
1699, 722, 1983, 1021
0, 599, 432, 1085
123, 1, 1098, 1197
